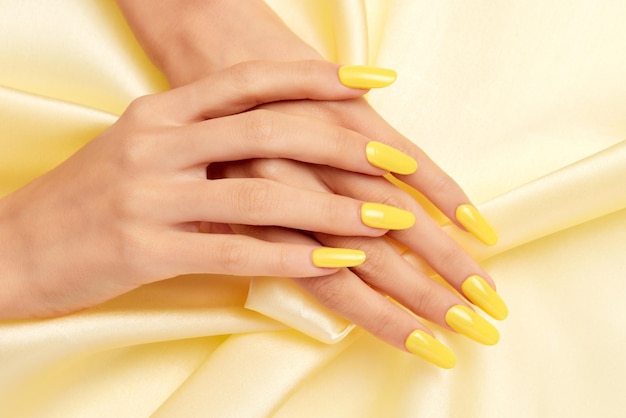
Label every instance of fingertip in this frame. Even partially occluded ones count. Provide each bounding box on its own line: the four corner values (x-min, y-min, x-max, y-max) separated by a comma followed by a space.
360, 202, 415, 230
461, 275, 509, 321
455, 204, 499, 246
404, 329, 457, 369
445, 305, 501, 346
338, 65, 397, 89
365, 141, 418, 175
311, 247, 366, 268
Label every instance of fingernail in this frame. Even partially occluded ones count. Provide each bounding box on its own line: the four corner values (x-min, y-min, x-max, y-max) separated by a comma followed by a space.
461, 275, 508, 320
455, 204, 498, 246
312, 248, 366, 268
338, 65, 397, 89
445, 305, 500, 345
361, 202, 415, 230
366, 141, 418, 175
405, 330, 456, 369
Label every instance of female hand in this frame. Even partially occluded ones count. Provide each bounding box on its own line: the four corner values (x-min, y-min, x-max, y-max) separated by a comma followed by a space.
0, 60, 419, 320
117, 0, 508, 368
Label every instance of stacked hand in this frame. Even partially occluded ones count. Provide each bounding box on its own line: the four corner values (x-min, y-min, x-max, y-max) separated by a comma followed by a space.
211, 70, 507, 369
118, 0, 509, 368
0, 0, 511, 369
0, 61, 417, 317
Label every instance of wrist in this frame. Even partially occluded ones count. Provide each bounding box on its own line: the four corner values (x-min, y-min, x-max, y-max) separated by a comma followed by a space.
118, 0, 322, 86
0, 196, 33, 319
161, 0, 323, 85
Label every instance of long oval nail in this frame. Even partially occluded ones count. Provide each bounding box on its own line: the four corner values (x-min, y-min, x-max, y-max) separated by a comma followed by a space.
405, 330, 456, 369
445, 305, 500, 345
338, 65, 397, 89
361, 202, 415, 230
455, 204, 498, 246
461, 275, 509, 320
312, 248, 366, 268
366, 141, 418, 175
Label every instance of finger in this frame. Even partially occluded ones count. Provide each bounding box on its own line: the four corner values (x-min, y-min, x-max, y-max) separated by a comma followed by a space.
317, 166, 508, 320
226, 160, 501, 343
302, 98, 499, 246
233, 223, 457, 369
296, 270, 456, 369
159, 60, 395, 123
396, 153, 499, 246
208, 158, 329, 193
156, 231, 365, 278
165, 109, 417, 177
374, 121, 496, 245
316, 233, 500, 346
166, 178, 415, 236
392, 228, 508, 321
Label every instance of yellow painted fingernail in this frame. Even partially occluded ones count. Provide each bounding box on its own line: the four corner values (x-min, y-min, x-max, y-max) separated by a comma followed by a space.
312, 248, 366, 268
366, 141, 418, 175
361, 202, 415, 230
338, 65, 397, 89
405, 330, 456, 369
445, 305, 500, 345
455, 204, 498, 246
461, 275, 508, 321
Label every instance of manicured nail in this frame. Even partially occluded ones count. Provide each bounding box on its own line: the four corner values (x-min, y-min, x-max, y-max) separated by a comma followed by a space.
361, 202, 415, 230
461, 275, 508, 321
405, 330, 456, 369
445, 305, 500, 345
338, 65, 397, 89
312, 248, 366, 268
455, 204, 498, 246
366, 141, 418, 175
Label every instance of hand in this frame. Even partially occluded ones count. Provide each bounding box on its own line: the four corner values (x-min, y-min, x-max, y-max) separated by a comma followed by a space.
0, 60, 418, 320
117, 0, 508, 368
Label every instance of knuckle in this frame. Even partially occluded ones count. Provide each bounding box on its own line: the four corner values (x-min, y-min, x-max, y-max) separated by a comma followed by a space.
319, 196, 345, 226
228, 61, 261, 99
112, 226, 154, 277
125, 94, 159, 122
229, 61, 255, 86
216, 239, 249, 271
115, 100, 168, 170
429, 174, 458, 198
247, 158, 289, 179
376, 193, 413, 212
304, 277, 346, 310
366, 305, 398, 337
435, 244, 465, 272
276, 244, 295, 274
293, 60, 322, 86
326, 125, 353, 159
103, 183, 162, 275
234, 179, 277, 222
242, 109, 278, 145
408, 284, 441, 316
305, 100, 342, 123
350, 239, 389, 281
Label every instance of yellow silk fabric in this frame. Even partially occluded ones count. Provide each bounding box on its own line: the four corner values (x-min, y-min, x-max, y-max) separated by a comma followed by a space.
1, 0, 626, 416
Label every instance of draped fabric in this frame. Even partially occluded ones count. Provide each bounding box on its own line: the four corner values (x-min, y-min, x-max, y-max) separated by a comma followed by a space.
1, 0, 625, 416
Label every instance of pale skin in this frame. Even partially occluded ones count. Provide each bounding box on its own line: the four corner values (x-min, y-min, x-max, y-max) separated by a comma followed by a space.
0, 61, 409, 319
114, 0, 506, 356
0, 1, 503, 363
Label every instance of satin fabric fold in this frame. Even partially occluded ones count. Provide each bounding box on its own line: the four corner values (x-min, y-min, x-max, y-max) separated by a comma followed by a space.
246, 140, 626, 342
1, 0, 626, 416
332, 0, 369, 65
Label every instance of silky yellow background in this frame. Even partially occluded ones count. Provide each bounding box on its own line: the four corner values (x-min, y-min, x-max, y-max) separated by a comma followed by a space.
1, 1, 625, 416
